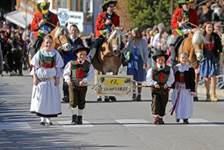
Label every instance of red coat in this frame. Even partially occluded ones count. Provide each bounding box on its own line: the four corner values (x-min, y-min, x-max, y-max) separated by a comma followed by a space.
95, 12, 120, 38
31, 11, 59, 38
171, 8, 199, 33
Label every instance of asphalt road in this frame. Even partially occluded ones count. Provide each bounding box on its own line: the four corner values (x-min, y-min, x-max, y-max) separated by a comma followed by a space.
0, 72, 224, 150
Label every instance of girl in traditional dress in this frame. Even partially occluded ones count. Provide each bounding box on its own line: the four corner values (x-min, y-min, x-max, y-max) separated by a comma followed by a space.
30, 35, 64, 125
171, 52, 195, 124
126, 28, 149, 101
200, 22, 223, 101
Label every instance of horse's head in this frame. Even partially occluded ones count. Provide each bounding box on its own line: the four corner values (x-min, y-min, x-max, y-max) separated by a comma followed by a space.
51, 26, 71, 51
107, 28, 123, 56
192, 29, 204, 61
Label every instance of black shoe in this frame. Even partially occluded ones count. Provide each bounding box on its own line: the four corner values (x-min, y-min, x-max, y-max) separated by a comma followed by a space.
71, 115, 77, 125
183, 119, 189, 124
176, 119, 180, 123
194, 96, 199, 101
62, 96, 69, 103
97, 97, 102, 102
132, 94, 136, 101
109, 96, 116, 102
46, 122, 53, 126
40, 121, 45, 126
158, 118, 165, 124
77, 116, 83, 125
136, 95, 141, 101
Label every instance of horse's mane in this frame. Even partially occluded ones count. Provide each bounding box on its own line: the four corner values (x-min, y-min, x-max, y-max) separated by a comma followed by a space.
192, 30, 204, 45
50, 26, 68, 39
107, 28, 123, 50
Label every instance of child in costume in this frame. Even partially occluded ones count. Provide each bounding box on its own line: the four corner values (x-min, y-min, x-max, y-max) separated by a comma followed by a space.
30, 35, 64, 125
63, 44, 94, 125
171, 52, 195, 124
146, 50, 174, 124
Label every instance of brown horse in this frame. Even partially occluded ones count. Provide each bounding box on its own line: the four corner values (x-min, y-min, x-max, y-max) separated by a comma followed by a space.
92, 28, 124, 101
178, 29, 204, 101
49, 25, 71, 51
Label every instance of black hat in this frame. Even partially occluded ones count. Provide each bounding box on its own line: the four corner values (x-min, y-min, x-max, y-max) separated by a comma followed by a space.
73, 44, 90, 55
152, 50, 169, 61
102, 0, 117, 11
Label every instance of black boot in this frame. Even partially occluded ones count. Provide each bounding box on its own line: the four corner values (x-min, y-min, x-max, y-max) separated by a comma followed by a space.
136, 95, 141, 101
62, 96, 69, 103
77, 116, 83, 125
71, 115, 77, 125
176, 119, 180, 123
183, 119, 189, 124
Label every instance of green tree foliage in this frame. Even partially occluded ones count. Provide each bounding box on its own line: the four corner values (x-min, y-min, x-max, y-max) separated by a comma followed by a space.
127, 0, 175, 28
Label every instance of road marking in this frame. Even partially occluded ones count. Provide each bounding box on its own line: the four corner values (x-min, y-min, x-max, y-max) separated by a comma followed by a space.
116, 118, 221, 127
57, 120, 93, 128
0, 122, 31, 130
115, 119, 155, 127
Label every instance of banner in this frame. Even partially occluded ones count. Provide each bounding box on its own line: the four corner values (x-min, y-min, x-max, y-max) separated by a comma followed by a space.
57, 8, 84, 32
96, 75, 133, 96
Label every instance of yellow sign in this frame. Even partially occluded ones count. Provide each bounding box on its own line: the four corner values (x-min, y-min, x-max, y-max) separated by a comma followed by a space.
96, 75, 133, 96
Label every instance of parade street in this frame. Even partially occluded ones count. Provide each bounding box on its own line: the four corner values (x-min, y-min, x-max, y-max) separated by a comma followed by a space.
0, 72, 224, 150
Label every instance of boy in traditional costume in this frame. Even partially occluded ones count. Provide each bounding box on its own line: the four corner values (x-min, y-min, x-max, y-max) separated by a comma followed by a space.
146, 51, 174, 124
63, 44, 94, 125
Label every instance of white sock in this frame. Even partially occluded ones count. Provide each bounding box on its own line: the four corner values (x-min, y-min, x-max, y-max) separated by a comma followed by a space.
40, 117, 45, 122
71, 107, 78, 115
45, 117, 51, 123
78, 109, 83, 116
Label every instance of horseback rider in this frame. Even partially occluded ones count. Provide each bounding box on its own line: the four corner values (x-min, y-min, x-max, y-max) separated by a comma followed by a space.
90, 0, 120, 60
31, 0, 59, 52
171, 0, 199, 64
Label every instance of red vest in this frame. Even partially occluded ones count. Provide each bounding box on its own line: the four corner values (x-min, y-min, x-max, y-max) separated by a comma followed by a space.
71, 60, 90, 82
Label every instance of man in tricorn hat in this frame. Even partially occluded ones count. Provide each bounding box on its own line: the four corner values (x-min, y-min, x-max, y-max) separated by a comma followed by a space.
146, 50, 174, 124
63, 44, 94, 125
31, 0, 59, 52
90, 0, 120, 60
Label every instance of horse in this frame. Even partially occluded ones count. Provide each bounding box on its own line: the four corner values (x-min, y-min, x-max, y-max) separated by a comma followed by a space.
92, 28, 124, 102
49, 25, 71, 51
178, 28, 204, 101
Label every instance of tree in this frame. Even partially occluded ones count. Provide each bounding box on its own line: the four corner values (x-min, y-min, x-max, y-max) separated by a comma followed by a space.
127, 0, 176, 28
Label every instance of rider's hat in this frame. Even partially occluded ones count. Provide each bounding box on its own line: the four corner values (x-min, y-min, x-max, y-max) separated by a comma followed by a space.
73, 44, 90, 55
186, 0, 194, 3
102, 0, 117, 12
152, 50, 169, 62
178, 0, 187, 4
37, 0, 50, 12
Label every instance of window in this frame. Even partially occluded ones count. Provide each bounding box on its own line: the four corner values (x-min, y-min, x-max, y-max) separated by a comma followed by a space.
71, 0, 77, 11
57, 0, 67, 8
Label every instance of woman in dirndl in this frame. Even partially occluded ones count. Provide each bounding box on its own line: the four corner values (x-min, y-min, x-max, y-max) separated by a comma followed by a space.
126, 28, 149, 101
30, 35, 64, 125
200, 22, 223, 102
